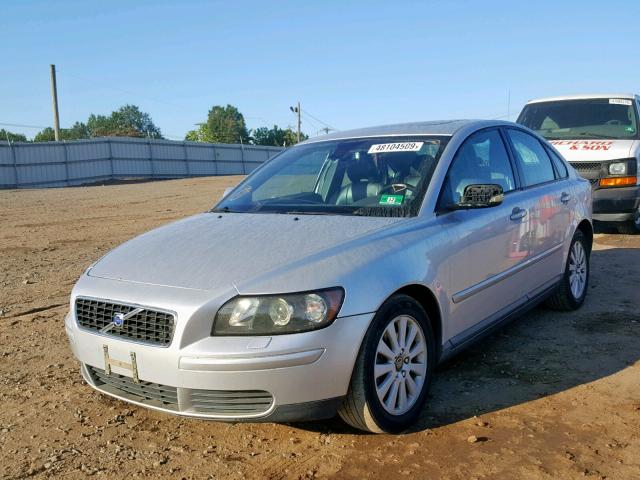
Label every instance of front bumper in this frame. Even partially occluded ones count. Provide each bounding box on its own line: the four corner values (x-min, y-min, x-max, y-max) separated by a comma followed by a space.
65, 308, 372, 422
592, 185, 640, 222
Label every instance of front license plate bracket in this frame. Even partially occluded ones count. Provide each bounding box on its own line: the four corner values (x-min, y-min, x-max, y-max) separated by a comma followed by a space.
103, 345, 139, 383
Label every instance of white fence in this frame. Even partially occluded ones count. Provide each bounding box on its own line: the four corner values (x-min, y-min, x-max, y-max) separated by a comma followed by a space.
0, 137, 283, 188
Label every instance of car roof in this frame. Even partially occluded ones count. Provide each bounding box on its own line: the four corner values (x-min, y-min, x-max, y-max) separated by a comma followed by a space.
525, 93, 638, 104
301, 119, 508, 144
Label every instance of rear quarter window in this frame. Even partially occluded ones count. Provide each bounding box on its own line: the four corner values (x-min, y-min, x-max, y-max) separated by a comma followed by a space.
506, 129, 556, 187
546, 147, 569, 179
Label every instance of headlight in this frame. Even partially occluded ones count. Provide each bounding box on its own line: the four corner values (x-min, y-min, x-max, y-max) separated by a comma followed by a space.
609, 162, 627, 175
212, 288, 344, 335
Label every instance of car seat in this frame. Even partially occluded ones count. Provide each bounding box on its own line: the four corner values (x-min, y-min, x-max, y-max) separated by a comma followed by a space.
336, 156, 383, 205
384, 152, 423, 192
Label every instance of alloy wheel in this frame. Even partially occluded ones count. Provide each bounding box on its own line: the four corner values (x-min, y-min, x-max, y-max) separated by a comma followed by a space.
374, 315, 428, 415
568, 240, 587, 299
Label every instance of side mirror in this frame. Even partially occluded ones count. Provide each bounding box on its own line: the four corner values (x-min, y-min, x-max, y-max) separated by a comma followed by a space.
457, 184, 504, 209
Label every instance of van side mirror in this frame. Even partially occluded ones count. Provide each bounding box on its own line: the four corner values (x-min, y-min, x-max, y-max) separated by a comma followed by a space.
456, 184, 504, 209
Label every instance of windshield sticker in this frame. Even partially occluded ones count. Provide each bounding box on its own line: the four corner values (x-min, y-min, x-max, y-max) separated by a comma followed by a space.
368, 142, 424, 154
609, 98, 632, 106
379, 194, 404, 206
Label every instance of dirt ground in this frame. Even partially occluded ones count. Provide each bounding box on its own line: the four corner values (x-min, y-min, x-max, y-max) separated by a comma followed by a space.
0, 176, 638, 480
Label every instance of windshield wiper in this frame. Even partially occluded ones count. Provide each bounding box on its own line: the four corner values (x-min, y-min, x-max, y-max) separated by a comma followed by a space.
281, 210, 351, 216
211, 206, 236, 213
576, 132, 617, 139
211, 201, 264, 214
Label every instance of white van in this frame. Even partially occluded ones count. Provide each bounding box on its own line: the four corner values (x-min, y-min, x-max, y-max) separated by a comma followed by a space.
518, 94, 640, 233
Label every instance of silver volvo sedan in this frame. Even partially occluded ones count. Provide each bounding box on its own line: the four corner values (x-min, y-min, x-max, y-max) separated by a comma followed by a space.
65, 120, 592, 433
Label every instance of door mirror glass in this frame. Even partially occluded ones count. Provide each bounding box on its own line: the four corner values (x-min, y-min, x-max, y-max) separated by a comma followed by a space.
455, 184, 504, 209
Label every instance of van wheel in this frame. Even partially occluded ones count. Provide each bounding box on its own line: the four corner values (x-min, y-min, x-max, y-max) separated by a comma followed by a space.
338, 294, 435, 433
616, 213, 640, 234
545, 230, 589, 311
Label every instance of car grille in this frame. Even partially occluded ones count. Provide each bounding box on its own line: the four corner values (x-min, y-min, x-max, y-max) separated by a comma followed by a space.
187, 389, 274, 415
75, 298, 175, 346
569, 161, 603, 189
87, 366, 178, 409
86, 366, 274, 416
570, 161, 602, 172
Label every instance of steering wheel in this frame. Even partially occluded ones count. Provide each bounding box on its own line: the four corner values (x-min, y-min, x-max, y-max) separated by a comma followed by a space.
379, 183, 419, 196
605, 119, 622, 125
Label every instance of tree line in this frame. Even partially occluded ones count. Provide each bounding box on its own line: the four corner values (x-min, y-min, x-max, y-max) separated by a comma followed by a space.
2, 104, 307, 147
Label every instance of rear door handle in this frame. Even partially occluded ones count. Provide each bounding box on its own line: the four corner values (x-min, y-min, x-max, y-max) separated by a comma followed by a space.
510, 207, 528, 221
560, 192, 572, 204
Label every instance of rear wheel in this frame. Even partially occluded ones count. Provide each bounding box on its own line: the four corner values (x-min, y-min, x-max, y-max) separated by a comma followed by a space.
338, 294, 435, 433
546, 230, 590, 311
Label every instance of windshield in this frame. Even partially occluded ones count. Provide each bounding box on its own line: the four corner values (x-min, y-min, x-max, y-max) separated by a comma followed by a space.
214, 135, 449, 217
517, 98, 639, 140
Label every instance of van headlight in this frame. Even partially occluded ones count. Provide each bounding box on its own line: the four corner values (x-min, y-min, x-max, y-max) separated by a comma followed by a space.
212, 288, 344, 335
609, 162, 628, 175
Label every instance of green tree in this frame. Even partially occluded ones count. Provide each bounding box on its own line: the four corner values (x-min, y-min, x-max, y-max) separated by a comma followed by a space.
185, 123, 214, 142
34, 122, 90, 142
0, 129, 27, 142
87, 105, 162, 138
251, 125, 307, 146
204, 105, 250, 144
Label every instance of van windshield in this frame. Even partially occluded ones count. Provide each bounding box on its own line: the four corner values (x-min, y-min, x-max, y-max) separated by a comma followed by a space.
213, 136, 449, 217
517, 98, 639, 140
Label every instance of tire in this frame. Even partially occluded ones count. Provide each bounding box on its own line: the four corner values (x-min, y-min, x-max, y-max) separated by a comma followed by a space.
338, 294, 436, 433
616, 220, 640, 235
545, 230, 590, 311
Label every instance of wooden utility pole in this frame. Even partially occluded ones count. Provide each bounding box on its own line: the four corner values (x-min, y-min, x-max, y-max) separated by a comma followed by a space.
296, 101, 301, 143
50, 64, 61, 141
290, 102, 301, 143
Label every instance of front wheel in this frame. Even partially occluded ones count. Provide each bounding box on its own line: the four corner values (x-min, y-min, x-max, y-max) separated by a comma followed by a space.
545, 230, 590, 311
616, 212, 640, 234
338, 294, 435, 433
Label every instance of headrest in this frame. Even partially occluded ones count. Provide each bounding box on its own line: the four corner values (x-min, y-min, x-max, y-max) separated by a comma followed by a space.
346, 157, 378, 183
385, 152, 413, 176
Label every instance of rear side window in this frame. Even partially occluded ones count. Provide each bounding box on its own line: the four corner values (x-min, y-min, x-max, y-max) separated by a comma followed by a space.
506, 129, 556, 187
546, 147, 569, 179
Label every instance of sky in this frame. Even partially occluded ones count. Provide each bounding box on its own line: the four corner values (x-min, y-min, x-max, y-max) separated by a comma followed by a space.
1, 0, 638, 140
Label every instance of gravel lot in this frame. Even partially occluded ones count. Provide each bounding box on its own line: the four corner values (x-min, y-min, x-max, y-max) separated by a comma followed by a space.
1, 176, 639, 480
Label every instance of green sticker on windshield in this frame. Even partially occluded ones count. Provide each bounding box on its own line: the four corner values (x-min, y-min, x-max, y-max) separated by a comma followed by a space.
379, 194, 404, 206
625, 126, 635, 133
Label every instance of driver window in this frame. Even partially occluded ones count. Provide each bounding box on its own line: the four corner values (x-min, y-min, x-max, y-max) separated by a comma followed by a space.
441, 129, 515, 207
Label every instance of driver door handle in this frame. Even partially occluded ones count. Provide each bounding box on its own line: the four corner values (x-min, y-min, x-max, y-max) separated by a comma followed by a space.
510, 207, 528, 221
560, 192, 572, 204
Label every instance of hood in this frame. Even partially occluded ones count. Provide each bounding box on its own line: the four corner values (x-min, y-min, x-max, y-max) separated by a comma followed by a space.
549, 139, 636, 162
88, 212, 402, 291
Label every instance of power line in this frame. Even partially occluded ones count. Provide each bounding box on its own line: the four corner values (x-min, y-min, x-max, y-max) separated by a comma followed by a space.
57, 68, 190, 111
300, 109, 337, 131
58, 69, 281, 127
0, 122, 49, 130
299, 113, 322, 131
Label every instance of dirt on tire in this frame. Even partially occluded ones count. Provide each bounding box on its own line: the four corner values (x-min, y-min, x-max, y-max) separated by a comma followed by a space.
1, 177, 639, 480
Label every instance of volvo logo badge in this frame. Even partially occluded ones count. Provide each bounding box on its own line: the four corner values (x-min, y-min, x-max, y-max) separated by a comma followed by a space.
99, 307, 143, 334
112, 312, 125, 328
